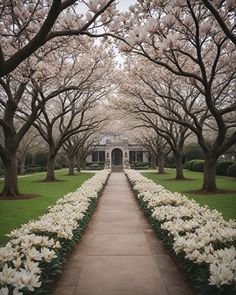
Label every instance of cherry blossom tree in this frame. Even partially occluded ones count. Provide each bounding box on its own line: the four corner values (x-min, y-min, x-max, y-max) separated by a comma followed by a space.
0, 0, 116, 77
33, 46, 113, 181
16, 127, 40, 174
0, 51, 71, 196
202, 0, 236, 45
135, 128, 171, 173
63, 130, 103, 175
116, 59, 192, 179
111, 0, 236, 192
0, 39, 90, 196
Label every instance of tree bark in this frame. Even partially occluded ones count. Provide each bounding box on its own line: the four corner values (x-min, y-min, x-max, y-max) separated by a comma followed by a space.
46, 153, 56, 181
68, 156, 75, 175
157, 153, 165, 174
81, 159, 86, 170
174, 152, 184, 179
202, 157, 217, 192
77, 157, 81, 172
1, 152, 20, 197
150, 155, 157, 169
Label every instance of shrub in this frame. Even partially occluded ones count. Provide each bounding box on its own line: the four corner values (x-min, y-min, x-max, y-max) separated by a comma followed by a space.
55, 165, 62, 170
216, 161, 235, 176
227, 163, 236, 177
130, 161, 149, 168
25, 166, 46, 173
191, 160, 204, 172
183, 143, 205, 161
183, 161, 190, 169
34, 150, 48, 167
187, 160, 200, 171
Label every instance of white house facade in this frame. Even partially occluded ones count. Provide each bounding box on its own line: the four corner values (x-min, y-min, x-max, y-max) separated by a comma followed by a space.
86, 137, 149, 171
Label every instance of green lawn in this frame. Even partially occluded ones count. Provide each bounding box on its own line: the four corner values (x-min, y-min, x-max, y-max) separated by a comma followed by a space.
142, 169, 236, 221
0, 170, 94, 245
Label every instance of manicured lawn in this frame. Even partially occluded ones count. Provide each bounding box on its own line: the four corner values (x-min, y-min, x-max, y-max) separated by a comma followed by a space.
142, 169, 236, 220
0, 170, 94, 245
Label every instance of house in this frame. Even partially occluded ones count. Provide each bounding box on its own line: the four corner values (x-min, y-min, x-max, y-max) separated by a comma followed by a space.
86, 136, 149, 171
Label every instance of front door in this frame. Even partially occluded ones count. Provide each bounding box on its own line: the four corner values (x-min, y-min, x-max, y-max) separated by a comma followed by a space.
111, 148, 123, 166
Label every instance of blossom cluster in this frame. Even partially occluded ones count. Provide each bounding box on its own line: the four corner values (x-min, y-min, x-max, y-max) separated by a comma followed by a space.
0, 170, 110, 295
125, 169, 236, 291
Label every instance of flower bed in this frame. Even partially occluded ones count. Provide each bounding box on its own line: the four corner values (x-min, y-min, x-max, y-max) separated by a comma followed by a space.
125, 169, 236, 295
0, 169, 110, 295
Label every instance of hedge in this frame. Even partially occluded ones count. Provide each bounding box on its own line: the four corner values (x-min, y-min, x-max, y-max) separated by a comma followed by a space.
227, 163, 236, 177
216, 161, 235, 176
184, 160, 236, 176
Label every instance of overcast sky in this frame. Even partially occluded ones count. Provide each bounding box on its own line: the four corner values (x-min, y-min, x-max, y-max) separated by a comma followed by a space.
116, 0, 137, 11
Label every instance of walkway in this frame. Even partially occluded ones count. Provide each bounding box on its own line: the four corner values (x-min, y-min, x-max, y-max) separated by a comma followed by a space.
52, 173, 192, 295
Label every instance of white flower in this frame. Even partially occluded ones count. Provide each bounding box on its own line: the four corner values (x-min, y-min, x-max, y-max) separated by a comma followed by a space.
13, 269, 42, 291
124, 169, 236, 289
23, 247, 42, 261
0, 264, 15, 285
0, 170, 110, 291
0, 287, 9, 295
40, 248, 57, 262
23, 260, 41, 274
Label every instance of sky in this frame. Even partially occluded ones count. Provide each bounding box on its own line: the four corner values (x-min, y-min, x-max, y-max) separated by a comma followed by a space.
116, 0, 137, 11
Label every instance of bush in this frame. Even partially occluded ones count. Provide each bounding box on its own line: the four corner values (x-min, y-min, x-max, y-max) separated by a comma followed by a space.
130, 161, 149, 168
34, 150, 48, 167
55, 165, 62, 170
25, 166, 46, 173
216, 161, 235, 176
183, 161, 190, 169
183, 143, 205, 161
165, 163, 176, 168
187, 160, 201, 171
227, 163, 236, 177
184, 160, 205, 172
191, 160, 204, 172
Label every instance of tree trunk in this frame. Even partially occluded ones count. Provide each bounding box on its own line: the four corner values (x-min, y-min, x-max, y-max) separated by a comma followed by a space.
174, 152, 184, 179
150, 155, 157, 169
157, 153, 165, 174
68, 156, 75, 175
202, 157, 217, 192
1, 152, 20, 197
46, 153, 56, 181
77, 157, 81, 172
81, 159, 86, 170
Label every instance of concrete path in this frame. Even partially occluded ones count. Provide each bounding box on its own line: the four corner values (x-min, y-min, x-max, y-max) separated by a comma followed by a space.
52, 173, 192, 295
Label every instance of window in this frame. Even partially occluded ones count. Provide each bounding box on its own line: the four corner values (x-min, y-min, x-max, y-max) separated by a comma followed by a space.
92, 151, 105, 162
129, 151, 136, 162
92, 151, 98, 162
99, 151, 105, 162
137, 151, 143, 162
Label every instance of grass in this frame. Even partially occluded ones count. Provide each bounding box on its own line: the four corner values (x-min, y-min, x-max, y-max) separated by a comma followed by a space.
0, 170, 94, 245
142, 168, 236, 220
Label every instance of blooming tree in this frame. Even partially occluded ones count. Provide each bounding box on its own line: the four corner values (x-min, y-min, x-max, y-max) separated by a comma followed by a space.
0, 0, 116, 77
33, 45, 113, 181
116, 59, 192, 179
0, 46, 77, 196
134, 128, 171, 173
111, 0, 236, 191
202, 0, 236, 45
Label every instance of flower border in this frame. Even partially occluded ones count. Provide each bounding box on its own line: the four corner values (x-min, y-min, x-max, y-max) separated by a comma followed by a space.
125, 169, 236, 295
0, 170, 110, 295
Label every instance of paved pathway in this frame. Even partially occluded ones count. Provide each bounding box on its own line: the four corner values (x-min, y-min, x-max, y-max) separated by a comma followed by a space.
52, 173, 192, 295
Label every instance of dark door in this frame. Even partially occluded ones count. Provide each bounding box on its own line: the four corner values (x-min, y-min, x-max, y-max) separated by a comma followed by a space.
112, 148, 123, 166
